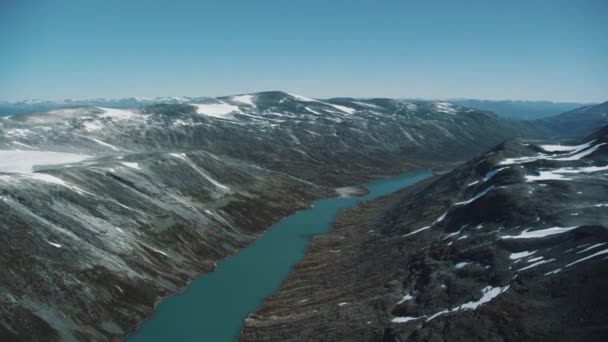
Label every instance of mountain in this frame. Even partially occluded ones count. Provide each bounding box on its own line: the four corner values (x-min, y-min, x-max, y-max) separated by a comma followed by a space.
540, 101, 608, 137
240, 125, 608, 341
447, 99, 590, 120
0, 97, 207, 116
0, 91, 548, 341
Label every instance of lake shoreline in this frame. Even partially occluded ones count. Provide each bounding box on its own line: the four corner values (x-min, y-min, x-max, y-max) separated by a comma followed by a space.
126, 170, 432, 342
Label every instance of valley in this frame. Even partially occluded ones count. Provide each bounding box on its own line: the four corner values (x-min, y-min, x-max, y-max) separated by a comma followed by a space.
240, 125, 608, 341
0, 92, 605, 341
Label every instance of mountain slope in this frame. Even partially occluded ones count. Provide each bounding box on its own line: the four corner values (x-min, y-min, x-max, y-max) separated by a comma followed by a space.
447, 99, 590, 120
540, 101, 608, 137
0, 91, 546, 341
240, 126, 608, 341
0, 97, 207, 117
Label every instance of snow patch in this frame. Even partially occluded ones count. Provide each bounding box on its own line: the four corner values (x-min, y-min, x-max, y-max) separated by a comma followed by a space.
501, 226, 579, 239
328, 104, 356, 114
509, 250, 536, 260
566, 248, 608, 267
120, 162, 141, 170
47, 241, 62, 248
402, 225, 431, 237
434, 102, 457, 114
454, 185, 494, 205
192, 102, 240, 119
231, 95, 255, 106
0, 150, 90, 174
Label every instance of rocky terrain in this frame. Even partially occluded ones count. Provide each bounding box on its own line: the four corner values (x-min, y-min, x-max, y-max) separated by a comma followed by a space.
240, 125, 608, 341
0, 91, 545, 341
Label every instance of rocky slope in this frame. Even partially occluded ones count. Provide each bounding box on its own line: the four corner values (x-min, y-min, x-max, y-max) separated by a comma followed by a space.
0, 92, 546, 341
240, 126, 608, 341
540, 101, 608, 138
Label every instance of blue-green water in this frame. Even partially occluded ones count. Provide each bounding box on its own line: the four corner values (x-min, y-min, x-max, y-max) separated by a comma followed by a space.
128, 170, 431, 342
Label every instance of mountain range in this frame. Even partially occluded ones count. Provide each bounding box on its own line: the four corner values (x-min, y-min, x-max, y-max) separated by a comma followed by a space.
0, 97, 592, 121
0, 91, 606, 341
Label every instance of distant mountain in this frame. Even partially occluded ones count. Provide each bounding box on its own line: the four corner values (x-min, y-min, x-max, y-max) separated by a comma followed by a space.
0, 96, 208, 116
240, 125, 608, 341
540, 101, 608, 137
0, 91, 547, 341
447, 99, 590, 120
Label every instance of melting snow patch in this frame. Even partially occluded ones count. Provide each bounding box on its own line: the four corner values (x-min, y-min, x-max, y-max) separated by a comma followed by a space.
396, 294, 414, 304
540, 141, 592, 152
120, 162, 141, 170
566, 248, 608, 267
288, 93, 317, 102
83, 121, 104, 131
525, 170, 571, 182
483, 167, 509, 182
544, 268, 562, 276
467, 180, 479, 187
402, 225, 431, 237
518, 258, 556, 271
501, 226, 578, 239
328, 104, 356, 114
82, 137, 120, 151
526, 165, 608, 182
392, 286, 510, 324
454, 261, 471, 269
304, 107, 320, 115
509, 251, 536, 260
454, 185, 494, 205
552, 143, 606, 161
455, 286, 510, 311
47, 241, 62, 248
231, 95, 255, 106
435, 211, 448, 223
434, 102, 457, 114
192, 102, 240, 119
0, 150, 90, 174
526, 256, 544, 263
392, 316, 419, 323
577, 243, 607, 254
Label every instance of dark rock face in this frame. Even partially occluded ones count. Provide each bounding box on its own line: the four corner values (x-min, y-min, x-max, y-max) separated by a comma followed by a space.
239, 126, 608, 342
0, 92, 545, 341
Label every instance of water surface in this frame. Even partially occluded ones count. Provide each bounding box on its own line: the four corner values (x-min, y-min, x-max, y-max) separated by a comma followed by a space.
128, 170, 431, 341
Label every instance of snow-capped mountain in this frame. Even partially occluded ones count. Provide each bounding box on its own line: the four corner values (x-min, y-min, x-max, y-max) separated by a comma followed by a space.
240, 125, 608, 342
0, 91, 547, 341
0, 96, 207, 116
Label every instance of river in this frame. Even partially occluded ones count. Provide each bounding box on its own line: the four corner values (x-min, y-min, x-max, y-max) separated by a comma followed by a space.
128, 170, 432, 341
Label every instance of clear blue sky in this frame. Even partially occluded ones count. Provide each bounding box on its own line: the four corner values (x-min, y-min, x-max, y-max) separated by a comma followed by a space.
1, 0, 606, 102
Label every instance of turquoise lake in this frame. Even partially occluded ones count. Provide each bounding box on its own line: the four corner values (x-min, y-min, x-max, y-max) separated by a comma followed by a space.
128, 170, 431, 342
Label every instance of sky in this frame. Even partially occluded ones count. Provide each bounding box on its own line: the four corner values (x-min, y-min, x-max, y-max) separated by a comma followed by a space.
0, 0, 606, 102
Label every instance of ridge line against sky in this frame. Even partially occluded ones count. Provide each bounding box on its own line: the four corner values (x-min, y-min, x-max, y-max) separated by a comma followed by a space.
0, 93, 600, 105
0, 0, 607, 102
